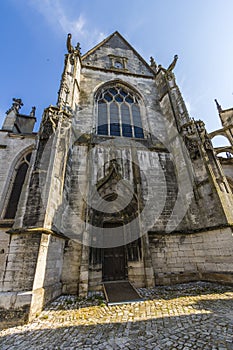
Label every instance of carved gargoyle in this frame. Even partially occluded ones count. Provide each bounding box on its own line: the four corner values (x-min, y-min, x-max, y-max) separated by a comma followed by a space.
157, 55, 178, 79
66, 33, 81, 55
167, 55, 178, 72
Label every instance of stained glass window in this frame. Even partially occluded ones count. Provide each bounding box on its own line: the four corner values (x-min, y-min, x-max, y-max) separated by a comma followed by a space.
97, 85, 144, 139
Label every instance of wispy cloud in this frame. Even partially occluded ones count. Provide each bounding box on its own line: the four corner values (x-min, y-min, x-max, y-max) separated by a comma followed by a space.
177, 73, 208, 119
28, 0, 106, 51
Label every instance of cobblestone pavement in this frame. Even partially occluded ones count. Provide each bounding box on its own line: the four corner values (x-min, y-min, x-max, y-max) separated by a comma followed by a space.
0, 282, 233, 350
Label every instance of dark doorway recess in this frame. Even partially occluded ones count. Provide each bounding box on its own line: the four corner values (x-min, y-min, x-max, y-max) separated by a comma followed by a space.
102, 222, 126, 281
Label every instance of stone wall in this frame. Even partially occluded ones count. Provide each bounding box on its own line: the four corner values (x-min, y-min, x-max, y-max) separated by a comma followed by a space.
0, 230, 10, 283
60, 139, 230, 241
149, 227, 233, 285
61, 239, 82, 294
127, 260, 145, 287
22, 108, 72, 229
0, 232, 41, 292
29, 233, 65, 319
0, 231, 41, 328
0, 231, 65, 326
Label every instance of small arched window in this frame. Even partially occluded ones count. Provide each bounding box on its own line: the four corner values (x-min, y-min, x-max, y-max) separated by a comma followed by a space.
96, 85, 144, 139
4, 153, 31, 219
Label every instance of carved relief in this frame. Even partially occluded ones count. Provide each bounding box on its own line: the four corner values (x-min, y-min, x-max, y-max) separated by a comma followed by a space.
182, 120, 214, 159
182, 121, 200, 159
41, 110, 59, 139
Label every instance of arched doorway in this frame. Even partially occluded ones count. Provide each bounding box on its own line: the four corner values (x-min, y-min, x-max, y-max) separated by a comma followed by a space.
88, 158, 144, 288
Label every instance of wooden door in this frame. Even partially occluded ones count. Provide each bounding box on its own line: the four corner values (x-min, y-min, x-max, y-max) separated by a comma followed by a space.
103, 246, 126, 281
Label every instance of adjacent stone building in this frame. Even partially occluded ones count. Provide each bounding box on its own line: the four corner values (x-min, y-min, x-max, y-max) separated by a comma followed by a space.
0, 31, 233, 326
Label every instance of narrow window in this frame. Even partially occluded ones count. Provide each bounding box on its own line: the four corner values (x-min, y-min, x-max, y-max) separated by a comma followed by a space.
4, 153, 31, 219
110, 102, 120, 136
97, 101, 108, 135
132, 105, 144, 138
121, 103, 132, 137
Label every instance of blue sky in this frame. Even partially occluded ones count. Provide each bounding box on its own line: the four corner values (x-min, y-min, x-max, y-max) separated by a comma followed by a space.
0, 0, 233, 147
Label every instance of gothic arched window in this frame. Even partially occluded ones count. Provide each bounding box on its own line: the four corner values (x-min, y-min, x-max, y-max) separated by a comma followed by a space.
4, 152, 31, 219
96, 85, 144, 139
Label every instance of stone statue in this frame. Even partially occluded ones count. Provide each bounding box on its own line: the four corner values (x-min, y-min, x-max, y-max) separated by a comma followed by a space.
30, 106, 36, 117
150, 56, 157, 72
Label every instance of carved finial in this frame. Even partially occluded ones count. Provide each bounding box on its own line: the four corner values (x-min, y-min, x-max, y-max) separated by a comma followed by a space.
214, 99, 222, 113
30, 106, 36, 117
75, 42, 81, 55
13, 98, 23, 112
167, 54, 178, 72
66, 33, 74, 53
6, 98, 23, 115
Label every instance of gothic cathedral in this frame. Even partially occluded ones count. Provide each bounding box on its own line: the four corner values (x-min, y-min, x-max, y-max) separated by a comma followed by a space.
0, 32, 233, 326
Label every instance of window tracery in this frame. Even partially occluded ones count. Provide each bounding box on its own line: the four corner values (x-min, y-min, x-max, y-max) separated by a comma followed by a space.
96, 85, 144, 139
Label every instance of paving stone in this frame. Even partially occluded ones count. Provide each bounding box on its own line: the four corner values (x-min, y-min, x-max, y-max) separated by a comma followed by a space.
0, 282, 233, 349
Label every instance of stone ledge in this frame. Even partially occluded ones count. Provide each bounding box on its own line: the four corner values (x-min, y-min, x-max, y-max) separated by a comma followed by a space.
200, 271, 233, 285
0, 220, 14, 228
148, 224, 233, 236
154, 271, 233, 286
0, 291, 32, 310
6, 227, 67, 239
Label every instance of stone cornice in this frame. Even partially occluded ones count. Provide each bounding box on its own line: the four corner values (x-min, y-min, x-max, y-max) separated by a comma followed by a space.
148, 223, 233, 236
0, 130, 37, 138
81, 65, 155, 80
6, 227, 67, 239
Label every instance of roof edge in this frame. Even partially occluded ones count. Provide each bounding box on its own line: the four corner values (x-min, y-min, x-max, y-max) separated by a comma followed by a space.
81, 31, 155, 76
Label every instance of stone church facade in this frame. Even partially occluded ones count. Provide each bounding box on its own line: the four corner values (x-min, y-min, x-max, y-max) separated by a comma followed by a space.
0, 31, 233, 326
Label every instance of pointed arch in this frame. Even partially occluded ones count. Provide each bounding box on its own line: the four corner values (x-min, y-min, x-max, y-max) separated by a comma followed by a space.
94, 80, 146, 139
94, 79, 145, 100
1, 147, 33, 220
212, 134, 231, 148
